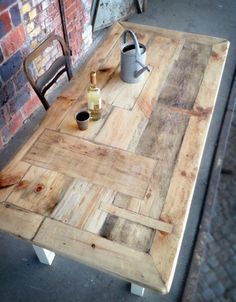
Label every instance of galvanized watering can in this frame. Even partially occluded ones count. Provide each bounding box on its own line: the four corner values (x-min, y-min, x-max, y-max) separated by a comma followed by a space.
120, 30, 150, 83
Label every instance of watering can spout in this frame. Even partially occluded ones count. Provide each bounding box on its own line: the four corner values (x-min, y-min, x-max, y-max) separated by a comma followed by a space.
135, 60, 150, 78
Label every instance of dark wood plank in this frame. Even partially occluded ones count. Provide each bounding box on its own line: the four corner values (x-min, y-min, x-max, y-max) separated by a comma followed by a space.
158, 42, 212, 110
100, 214, 154, 253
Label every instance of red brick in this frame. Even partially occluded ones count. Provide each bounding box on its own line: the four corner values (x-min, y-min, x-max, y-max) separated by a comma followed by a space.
0, 11, 12, 38
8, 111, 23, 137
64, 0, 73, 9
1, 24, 26, 59
21, 95, 41, 119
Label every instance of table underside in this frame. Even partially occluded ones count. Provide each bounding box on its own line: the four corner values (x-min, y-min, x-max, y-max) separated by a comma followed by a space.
0, 22, 229, 292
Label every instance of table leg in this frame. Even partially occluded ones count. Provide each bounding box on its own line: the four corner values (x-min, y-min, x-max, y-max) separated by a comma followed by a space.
130, 283, 145, 296
32, 245, 55, 265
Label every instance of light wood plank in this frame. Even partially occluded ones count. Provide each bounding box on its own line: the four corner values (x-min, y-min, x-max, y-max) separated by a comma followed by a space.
100, 202, 173, 233
33, 218, 167, 292
113, 193, 141, 213
52, 180, 116, 229
6, 166, 72, 215
23, 129, 156, 199
95, 107, 147, 150
83, 193, 115, 234
0, 203, 43, 240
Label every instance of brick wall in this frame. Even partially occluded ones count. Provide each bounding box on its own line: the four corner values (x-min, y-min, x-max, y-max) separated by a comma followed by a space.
0, 0, 92, 150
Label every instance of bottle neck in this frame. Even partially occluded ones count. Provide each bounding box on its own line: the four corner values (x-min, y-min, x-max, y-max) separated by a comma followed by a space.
90, 72, 97, 86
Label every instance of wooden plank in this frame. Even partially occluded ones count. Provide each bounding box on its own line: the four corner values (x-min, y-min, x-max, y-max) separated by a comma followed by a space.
95, 107, 147, 150
7, 166, 72, 216
83, 192, 116, 234
137, 105, 189, 219
134, 36, 185, 118
102, 67, 151, 109
158, 41, 212, 109
150, 41, 230, 291
113, 193, 141, 213
100, 202, 173, 233
23, 129, 156, 199
120, 21, 227, 45
99, 214, 154, 253
0, 203, 43, 240
33, 218, 167, 292
51, 180, 116, 229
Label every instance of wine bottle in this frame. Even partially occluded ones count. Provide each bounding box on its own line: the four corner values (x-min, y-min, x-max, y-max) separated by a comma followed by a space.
87, 71, 102, 121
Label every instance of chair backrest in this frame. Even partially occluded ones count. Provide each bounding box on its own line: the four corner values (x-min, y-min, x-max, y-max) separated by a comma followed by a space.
24, 34, 73, 110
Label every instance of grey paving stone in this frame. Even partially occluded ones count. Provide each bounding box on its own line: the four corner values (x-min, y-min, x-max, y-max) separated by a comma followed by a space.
211, 282, 225, 296
202, 287, 216, 301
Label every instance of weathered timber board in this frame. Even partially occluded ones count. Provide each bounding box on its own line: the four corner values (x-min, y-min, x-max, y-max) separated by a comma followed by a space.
0, 22, 229, 293
22, 129, 156, 199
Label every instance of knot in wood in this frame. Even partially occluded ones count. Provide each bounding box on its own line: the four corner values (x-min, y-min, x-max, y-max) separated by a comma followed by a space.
34, 183, 45, 193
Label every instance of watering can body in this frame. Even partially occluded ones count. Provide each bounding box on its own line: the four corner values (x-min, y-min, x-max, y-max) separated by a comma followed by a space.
120, 30, 150, 83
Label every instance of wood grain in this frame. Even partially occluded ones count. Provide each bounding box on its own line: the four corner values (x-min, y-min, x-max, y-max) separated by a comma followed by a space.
23, 129, 156, 199
0, 203, 43, 240
52, 180, 116, 229
134, 36, 185, 118
33, 218, 166, 292
95, 106, 147, 150
7, 166, 72, 215
100, 202, 173, 233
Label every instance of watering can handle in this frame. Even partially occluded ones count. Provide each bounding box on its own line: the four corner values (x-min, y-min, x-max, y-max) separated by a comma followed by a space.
122, 30, 141, 59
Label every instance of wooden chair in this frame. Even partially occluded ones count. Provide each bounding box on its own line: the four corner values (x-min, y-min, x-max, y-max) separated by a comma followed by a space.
24, 34, 73, 110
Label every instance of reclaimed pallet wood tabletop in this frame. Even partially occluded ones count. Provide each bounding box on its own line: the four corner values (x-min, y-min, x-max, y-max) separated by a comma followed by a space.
0, 22, 229, 293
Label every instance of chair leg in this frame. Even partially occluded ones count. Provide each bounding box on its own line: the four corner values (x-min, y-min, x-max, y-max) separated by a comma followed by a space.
130, 283, 145, 296
32, 245, 55, 265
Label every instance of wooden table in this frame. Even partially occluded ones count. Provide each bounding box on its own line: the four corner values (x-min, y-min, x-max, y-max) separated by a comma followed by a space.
0, 22, 229, 294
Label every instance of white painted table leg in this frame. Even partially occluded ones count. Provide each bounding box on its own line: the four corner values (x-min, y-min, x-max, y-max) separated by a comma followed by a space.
131, 283, 145, 296
32, 245, 55, 265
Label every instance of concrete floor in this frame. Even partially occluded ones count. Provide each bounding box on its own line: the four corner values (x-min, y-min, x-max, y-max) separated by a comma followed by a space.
1, 0, 236, 301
